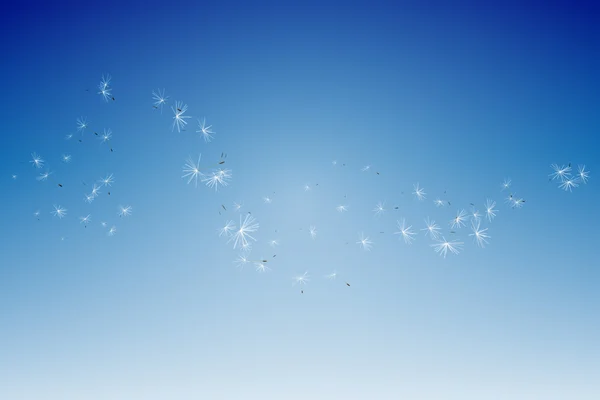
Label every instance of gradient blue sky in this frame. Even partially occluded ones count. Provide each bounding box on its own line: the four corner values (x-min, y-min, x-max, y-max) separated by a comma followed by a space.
1, 1, 599, 399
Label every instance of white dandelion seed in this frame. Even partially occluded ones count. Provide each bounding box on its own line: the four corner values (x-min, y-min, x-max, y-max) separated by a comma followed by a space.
99, 173, 114, 187
255, 261, 271, 273
577, 165, 590, 184
558, 177, 580, 192
357, 232, 373, 251
65, 133, 73, 140
76, 117, 88, 133
325, 270, 337, 280
37, 170, 52, 181
431, 237, 463, 258
118, 205, 132, 217
434, 198, 445, 207
12, 174, 17, 180
196, 117, 214, 142
485, 199, 498, 222
182, 154, 204, 187
61, 154, 71, 163
30, 152, 44, 168
84, 193, 94, 204
202, 169, 231, 191
91, 183, 101, 197
263, 196, 272, 204
469, 219, 490, 248
395, 218, 416, 244
550, 163, 572, 181
421, 217, 441, 240
450, 209, 468, 229
336, 205, 348, 212
152, 88, 169, 112
101, 221, 107, 228
470, 208, 482, 222
412, 183, 426, 201
373, 201, 386, 217
228, 214, 259, 250
234, 255, 250, 269
304, 184, 311, 192
361, 165, 371, 172
233, 201, 243, 211
98, 74, 112, 101
33, 210, 40, 218
172, 101, 191, 132
309, 225, 317, 239
100, 128, 112, 144
501, 178, 511, 191
51, 205, 67, 219
219, 220, 236, 237
79, 214, 91, 226
293, 271, 310, 286
269, 239, 279, 247
108, 226, 117, 236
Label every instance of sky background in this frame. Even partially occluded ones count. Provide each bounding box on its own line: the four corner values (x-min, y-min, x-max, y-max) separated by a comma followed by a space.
0, 1, 599, 399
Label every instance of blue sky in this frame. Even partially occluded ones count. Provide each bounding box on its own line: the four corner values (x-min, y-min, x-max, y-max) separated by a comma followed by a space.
1, 1, 598, 399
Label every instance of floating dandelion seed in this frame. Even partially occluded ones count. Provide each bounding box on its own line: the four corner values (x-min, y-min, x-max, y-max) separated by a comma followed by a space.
12, 174, 17, 180
309, 225, 317, 239
434, 198, 445, 207
304, 184, 311, 192
233, 201, 243, 211
469, 219, 490, 248
229, 214, 259, 250
91, 183, 101, 197
293, 271, 310, 286
76, 117, 88, 133
470, 208, 482, 222
577, 165, 590, 184
325, 271, 337, 280
51, 205, 67, 219
65, 133, 73, 140
263, 196, 272, 204
152, 88, 169, 113
98, 74, 112, 101
450, 209, 468, 229
100, 128, 112, 144
219, 220, 235, 237
549, 164, 572, 181
172, 101, 191, 132
373, 202, 386, 217
234, 255, 250, 269
182, 154, 203, 187
501, 178, 511, 191
269, 239, 279, 247
202, 168, 231, 191
30, 153, 44, 168
421, 217, 441, 240
395, 218, 416, 244
33, 210, 40, 218
99, 173, 114, 187
357, 232, 373, 251
196, 117, 214, 142
79, 214, 91, 226
37, 170, 52, 181
485, 199, 498, 222
118, 205, 132, 217
412, 183, 426, 201
558, 177, 580, 192
108, 226, 117, 236
332, 160, 337, 166
431, 237, 463, 258
361, 165, 371, 172
61, 154, 71, 163
336, 205, 348, 212
84, 193, 94, 204
101, 222, 107, 228
255, 261, 271, 273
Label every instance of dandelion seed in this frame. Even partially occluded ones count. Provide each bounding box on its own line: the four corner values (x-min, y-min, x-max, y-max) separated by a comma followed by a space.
233, 201, 243, 211
12, 174, 17, 180
33, 210, 40, 218
325, 271, 337, 279
108, 226, 117, 236
421, 217, 441, 240
431, 237, 463, 258
304, 184, 311, 192
558, 177, 580, 192
336, 205, 348, 212
269, 239, 279, 247
196, 117, 214, 142
37, 170, 52, 181
550, 164, 572, 181
182, 155, 204, 187
91, 183, 101, 197
255, 261, 271, 273
234, 255, 250, 269
293, 271, 310, 286
357, 232, 373, 251
172, 101, 191, 132
577, 165, 590, 184
470, 208, 482, 222
450, 209, 468, 229
98, 74, 112, 102
76, 117, 88, 133
332, 160, 337, 166
373, 201, 386, 217
218, 220, 235, 237
61, 154, 71, 163
99, 173, 114, 187
485, 199, 498, 222
229, 214, 259, 250
501, 178, 511, 191
412, 183, 426, 201
100, 128, 112, 144
79, 214, 91, 226
434, 198, 445, 207
30, 153, 44, 168
263, 196, 272, 204
202, 168, 231, 191
84, 193, 94, 204
101, 221, 107, 228
361, 165, 371, 172
309, 225, 317, 239
469, 219, 490, 248
394, 218, 416, 244
51, 205, 67, 219
118, 205, 132, 217
65, 133, 73, 140
152, 88, 169, 113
